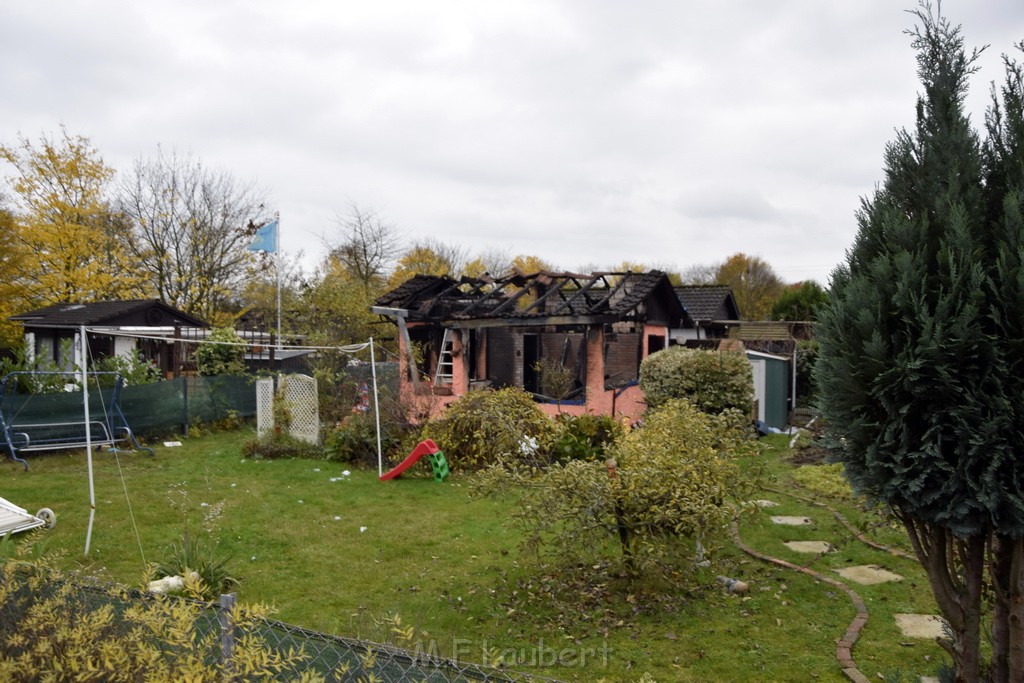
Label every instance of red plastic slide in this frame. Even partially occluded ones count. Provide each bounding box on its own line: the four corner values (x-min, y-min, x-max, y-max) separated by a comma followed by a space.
379, 439, 441, 480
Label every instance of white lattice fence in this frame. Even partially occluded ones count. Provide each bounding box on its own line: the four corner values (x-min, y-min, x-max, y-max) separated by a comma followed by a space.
255, 378, 274, 438
282, 374, 320, 445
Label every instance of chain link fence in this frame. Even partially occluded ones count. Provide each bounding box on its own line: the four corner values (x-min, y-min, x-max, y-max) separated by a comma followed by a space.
0, 572, 560, 682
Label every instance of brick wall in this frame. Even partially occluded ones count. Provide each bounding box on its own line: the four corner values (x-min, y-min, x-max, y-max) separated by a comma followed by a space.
485, 329, 519, 387
604, 332, 641, 386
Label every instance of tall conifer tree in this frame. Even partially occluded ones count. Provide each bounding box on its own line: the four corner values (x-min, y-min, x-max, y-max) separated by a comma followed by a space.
816, 5, 1024, 680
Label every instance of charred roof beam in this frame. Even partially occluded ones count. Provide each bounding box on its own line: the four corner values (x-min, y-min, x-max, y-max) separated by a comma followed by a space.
522, 277, 571, 313
445, 314, 618, 329
550, 274, 607, 315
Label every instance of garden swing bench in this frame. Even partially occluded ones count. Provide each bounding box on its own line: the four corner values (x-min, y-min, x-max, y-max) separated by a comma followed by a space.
0, 371, 154, 471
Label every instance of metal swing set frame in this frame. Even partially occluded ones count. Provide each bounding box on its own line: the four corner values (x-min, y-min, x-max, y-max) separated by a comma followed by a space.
0, 370, 154, 471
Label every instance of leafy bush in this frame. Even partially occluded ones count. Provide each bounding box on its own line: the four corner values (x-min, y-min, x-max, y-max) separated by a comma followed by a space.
153, 530, 238, 600
92, 350, 163, 386
546, 413, 624, 462
0, 557, 309, 680
194, 327, 246, 376
0, 339, 77, 392
241, 432, 323, 460
478, 399, 757, 575
639, 346, 753, 415
532, 357, 577, 401
795, 339, 819, 400
792, 463, 854, 501
419, 387, 556, 470
324, 384, 412, 466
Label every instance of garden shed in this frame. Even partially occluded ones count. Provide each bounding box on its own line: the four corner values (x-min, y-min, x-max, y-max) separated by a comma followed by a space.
746, 350, 789, 430
9, 300, 208, 377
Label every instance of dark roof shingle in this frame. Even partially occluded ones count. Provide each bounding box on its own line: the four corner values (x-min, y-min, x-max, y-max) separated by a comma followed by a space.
675, 285, 741, 321
10, 300, 208, 328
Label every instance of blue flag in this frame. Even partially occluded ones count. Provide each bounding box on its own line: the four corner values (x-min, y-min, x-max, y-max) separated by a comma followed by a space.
249, 220, 278, 253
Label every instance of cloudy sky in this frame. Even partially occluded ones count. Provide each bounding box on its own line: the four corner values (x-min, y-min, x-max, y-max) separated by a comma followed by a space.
2, 1, 1023, 286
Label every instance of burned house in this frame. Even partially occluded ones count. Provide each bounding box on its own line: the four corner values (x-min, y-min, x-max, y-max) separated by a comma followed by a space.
372, 270, 685, 420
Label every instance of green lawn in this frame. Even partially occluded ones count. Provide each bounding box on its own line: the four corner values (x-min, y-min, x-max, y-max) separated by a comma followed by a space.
1, 430, 949, 682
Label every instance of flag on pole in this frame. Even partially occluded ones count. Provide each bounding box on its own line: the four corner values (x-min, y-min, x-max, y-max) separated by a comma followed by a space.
249, 219, 278, 253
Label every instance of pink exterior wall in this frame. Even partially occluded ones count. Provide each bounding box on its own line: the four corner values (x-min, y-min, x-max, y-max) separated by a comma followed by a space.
398, 321, 671, 423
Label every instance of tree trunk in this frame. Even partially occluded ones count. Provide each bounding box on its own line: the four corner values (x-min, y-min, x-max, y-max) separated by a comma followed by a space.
990, 535, 1024, 683
959, 534, 985, 683
899, 511, 985, 682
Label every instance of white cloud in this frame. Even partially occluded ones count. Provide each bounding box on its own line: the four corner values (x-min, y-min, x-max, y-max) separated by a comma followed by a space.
1, 0, 1022, 286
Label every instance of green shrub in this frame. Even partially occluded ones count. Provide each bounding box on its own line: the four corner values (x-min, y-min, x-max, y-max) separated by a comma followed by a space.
419, 387, 556, 470
153, 530, 238, 600
478, 399, 754, 575
639, 346, 753, 415
795, 339, 819, 400
194, 327, 246, 376
0, 557, 309, 680
241, 432, 323, 460
546, 413, 624, 462
323, 382, 412, 466
92, 350, 163, 386
792, 463, 854, 501
326, 410, 404, 466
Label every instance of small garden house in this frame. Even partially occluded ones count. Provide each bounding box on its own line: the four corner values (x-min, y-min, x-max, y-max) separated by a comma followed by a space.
9, 300, 208, 377
372, 270, 685, 420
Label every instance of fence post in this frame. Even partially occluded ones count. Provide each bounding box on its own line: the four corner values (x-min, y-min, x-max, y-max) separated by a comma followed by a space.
182, 375, 190, 438
219, 592, 236, 679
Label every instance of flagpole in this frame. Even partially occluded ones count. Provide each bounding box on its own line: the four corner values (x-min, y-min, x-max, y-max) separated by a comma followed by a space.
276, 213, 282, 351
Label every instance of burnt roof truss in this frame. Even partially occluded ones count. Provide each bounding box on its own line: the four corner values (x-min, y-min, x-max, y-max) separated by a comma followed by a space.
373, 269, 680, 329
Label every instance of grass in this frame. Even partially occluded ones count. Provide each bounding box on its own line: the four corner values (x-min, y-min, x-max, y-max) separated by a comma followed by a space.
1, 429, 950, 682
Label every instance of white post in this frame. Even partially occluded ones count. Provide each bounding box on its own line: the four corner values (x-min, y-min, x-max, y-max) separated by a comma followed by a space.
81, 325, 96, 556
370, 337, 383, 478
276, 214, 282, 351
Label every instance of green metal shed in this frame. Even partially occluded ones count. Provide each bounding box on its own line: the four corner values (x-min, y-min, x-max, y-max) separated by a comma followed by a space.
746, 350, 790, 430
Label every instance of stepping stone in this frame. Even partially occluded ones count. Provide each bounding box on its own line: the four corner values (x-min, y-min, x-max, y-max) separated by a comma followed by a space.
834, 565, 903, 585
894, 614, 948, 639
770, 515, 813, 526
920, 677, 940, 683
784, 540, 833, 554
751, 499, 779, 508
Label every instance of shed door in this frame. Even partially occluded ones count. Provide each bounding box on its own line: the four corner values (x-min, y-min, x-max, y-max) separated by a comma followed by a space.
749, 358, 766, 422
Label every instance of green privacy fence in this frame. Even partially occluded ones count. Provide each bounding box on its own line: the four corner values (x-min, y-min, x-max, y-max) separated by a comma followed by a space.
121, 375, 257, 434
1, 364, 400, 443
0, 375, 257, 439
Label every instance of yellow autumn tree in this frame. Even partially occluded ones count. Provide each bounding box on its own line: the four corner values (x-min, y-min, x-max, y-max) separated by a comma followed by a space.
0, 207, 29, 348
714, 252, 784, 320
0, 129, 146, 305
510, 253, 554, 274
299, 256, 381, 345
386, 239, 465, 288
461, 257, 490, 279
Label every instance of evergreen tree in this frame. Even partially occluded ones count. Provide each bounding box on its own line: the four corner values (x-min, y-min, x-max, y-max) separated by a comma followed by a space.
816, 5, 1024, 680
981, 41, 1024, 683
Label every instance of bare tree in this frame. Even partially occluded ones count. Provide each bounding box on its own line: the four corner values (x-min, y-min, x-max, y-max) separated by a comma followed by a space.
464, 247, 512, 278
116, 147, 272, 321
326, 203, 402, 291
678, 262, 719, 285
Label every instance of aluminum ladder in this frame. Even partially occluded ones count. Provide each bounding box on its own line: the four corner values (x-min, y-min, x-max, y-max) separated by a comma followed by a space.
434, 330, 454, 385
